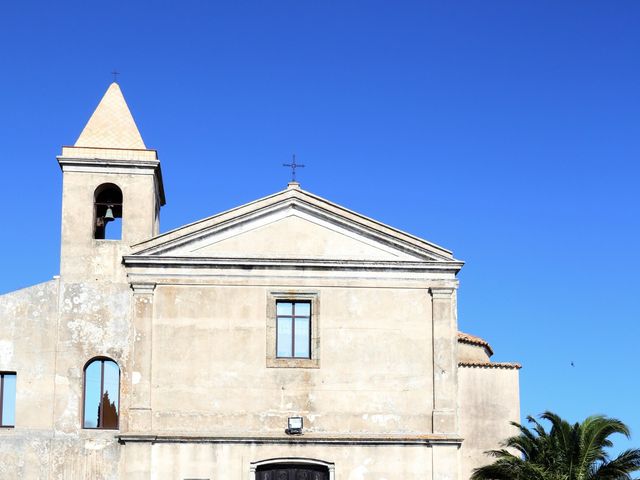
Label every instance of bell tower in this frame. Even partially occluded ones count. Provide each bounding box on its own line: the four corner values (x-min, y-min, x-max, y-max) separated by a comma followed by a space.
57, 82, 165, 281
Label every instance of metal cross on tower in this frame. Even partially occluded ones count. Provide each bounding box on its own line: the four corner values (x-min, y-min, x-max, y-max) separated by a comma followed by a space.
283, 154, 305, 182
111, 70, 120, 82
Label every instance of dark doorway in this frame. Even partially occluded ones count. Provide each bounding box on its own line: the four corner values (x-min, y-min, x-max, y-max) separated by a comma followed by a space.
256, 464, 329, 480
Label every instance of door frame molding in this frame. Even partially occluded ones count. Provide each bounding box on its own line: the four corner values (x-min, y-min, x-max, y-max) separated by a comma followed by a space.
250, 457, 335, 480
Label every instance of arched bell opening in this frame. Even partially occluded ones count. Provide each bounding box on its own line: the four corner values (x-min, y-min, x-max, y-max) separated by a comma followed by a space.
94, 183, 123, 240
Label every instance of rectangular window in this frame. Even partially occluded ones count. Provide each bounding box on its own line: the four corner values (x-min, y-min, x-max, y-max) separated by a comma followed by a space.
267, 291, 320, 368
0, 372, 16, 427
276, 301, 311, 358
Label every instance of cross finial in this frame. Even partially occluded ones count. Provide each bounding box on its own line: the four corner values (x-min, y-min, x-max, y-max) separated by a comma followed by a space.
283, 154, 305, 183
111, 70, 120, 83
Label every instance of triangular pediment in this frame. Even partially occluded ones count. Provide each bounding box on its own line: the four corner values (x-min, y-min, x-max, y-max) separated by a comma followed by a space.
128, 186, 462, 267
159, 209, 421, 260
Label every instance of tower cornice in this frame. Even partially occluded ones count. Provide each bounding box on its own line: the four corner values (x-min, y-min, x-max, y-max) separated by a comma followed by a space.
57, 152, 165, 206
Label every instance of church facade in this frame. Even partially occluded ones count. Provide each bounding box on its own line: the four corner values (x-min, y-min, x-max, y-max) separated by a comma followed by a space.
0, 83, 520, 479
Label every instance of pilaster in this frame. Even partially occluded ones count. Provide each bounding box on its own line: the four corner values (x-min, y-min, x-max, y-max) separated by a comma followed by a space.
129, 282, 156, 431
431, 442, 461, 480
430, 287, 458, 434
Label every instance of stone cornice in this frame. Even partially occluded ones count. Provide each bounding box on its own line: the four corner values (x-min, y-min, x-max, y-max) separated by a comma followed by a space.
57, 156, 159, 171
130, 282, 157, 295
57, 156, 166, 206
122, 256, 465, 273
117, 433, 463, 446
430, 287, 456, 298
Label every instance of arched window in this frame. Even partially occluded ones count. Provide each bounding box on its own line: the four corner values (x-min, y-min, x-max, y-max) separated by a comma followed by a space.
83, 358, 120, 429
94, 183, 123, 240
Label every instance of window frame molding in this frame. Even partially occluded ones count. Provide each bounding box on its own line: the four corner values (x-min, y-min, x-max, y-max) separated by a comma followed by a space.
0, 371, 16, 428
82, 356, 121, 430
266, 291, 320, 369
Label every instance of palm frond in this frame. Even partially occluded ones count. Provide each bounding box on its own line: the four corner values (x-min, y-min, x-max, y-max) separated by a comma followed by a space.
590, 449, 640, 480
477, 412, 638, 480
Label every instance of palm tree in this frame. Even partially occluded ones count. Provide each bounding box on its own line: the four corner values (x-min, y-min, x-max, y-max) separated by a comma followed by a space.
471, 411, 640, 480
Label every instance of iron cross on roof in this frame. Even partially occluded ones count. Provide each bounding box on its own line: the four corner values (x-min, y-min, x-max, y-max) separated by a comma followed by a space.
283, 154, 305, 182
111, 70, 120, 82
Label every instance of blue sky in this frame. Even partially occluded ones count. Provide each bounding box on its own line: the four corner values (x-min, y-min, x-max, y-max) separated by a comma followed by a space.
1, 1, 639, 453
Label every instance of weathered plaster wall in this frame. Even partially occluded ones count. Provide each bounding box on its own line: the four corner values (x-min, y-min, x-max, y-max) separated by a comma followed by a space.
0, 279, 128, 480
53, 279, 132, 433
121, 441, 437, 480
458, 365, 520, 480
0, 280, 58, 430
0, 281, 59, 478
150, 283, 435, 435
0, 430, 123, 479
0, 278, 132, 479
0, 265, 517, 480
0, 257, 515, 480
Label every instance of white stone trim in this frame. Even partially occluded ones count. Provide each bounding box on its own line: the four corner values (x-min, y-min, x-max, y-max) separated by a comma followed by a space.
123, 256, 464, 273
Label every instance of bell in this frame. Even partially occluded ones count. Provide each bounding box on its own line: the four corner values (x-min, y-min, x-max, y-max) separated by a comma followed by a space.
104, 206, 115, 222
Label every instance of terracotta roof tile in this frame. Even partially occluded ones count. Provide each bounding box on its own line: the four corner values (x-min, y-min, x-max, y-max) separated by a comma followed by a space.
458, 361, 521, 370
457, 331, 494, 356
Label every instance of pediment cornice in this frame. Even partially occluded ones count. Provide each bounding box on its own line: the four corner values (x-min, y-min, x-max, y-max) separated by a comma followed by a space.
122, 255, 464, 273
126, 187, 463, 271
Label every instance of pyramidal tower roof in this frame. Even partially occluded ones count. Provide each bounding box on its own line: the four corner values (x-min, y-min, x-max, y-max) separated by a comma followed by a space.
75, 82, 146, 149
58, 82, 165, 206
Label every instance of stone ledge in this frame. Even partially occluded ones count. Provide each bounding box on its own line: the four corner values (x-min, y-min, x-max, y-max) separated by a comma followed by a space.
117, 433, 464, 446
123, 256, 465, 273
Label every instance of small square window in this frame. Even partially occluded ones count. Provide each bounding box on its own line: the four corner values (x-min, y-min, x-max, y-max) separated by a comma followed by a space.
267, 292, 319, 368
0, 372, 16, 428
